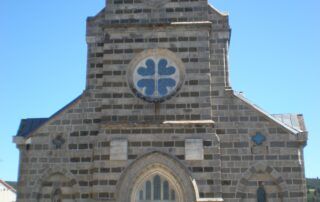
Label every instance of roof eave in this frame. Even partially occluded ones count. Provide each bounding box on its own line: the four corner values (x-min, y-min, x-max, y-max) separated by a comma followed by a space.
0, 180, 16, 193
13, 94, 83, 141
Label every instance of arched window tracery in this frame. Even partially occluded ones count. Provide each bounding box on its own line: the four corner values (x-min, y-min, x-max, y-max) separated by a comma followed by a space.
136, 174, 177, 202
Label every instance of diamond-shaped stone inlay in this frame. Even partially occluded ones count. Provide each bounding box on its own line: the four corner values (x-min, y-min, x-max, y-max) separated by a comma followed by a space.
52, 135, 65, 149
251, 133, 266, 145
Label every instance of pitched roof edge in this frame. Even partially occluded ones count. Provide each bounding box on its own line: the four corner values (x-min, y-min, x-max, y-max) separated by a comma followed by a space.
207, 4, 229, 17
16, 94, 83, 139
271, 113, 307, 132
16, 118, 49, 137
0, 179, 16, 193
87, 7, 105, 21
233, 92, 302, 135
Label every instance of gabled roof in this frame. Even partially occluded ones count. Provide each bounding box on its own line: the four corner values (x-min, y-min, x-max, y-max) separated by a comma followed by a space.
272, 114, 307, 132
0, 179, 16, 193
234, 92, 306, 135
16, 94, 82, 138
16, 118, 48, 137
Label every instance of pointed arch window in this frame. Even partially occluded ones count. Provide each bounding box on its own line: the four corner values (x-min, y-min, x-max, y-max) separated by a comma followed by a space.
163, 181, 169, 200
136, 174, 177, 202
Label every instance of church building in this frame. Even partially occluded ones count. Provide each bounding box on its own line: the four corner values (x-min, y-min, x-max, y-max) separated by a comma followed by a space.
14, 0, 308, 201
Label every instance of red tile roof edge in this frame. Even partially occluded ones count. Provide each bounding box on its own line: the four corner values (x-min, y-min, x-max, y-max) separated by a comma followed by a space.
0, 179, 16, 193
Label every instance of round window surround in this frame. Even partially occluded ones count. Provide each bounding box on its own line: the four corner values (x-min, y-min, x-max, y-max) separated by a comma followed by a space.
127, 49, 185, 103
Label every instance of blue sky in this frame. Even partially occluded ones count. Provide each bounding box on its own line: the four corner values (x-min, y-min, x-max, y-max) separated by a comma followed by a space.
1, 0, 319, 181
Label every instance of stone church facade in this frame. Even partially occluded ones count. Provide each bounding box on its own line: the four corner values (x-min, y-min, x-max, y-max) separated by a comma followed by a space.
14, 1, 308, 201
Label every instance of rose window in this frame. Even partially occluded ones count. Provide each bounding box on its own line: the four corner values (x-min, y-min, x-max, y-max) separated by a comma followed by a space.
128, 49, 185, 103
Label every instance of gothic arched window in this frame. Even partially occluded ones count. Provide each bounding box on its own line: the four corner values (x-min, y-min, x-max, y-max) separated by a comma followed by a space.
257, 186, 266, 202
136, 174, 177, 202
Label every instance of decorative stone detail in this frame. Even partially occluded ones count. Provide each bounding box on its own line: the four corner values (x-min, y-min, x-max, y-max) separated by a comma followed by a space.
251, 133, 266, 145
110, 139, 128, 161
185, 139, 203, 160
127, 49, 185, 103
52, 135, 65, 149
236, 162, 288, 198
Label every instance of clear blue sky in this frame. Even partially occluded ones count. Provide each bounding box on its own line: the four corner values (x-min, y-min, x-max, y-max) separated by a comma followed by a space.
1, 0, 319, 181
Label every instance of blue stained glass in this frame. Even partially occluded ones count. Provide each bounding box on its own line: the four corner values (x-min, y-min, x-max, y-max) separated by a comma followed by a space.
158, 78, 176, 96
135, 58, 178, 100
158, 59, 176, 75
137, 59, 155, 76
251, 133, 266, 145
137, 79, 155, 96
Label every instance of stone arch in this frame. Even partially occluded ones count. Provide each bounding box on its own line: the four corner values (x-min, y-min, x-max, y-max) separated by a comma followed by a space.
116, 151, 198, 202
236, 162, 288, 201
34, 166, 79, 202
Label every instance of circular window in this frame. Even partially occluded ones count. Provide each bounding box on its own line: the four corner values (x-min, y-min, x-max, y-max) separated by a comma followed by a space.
127, 49, 185, 103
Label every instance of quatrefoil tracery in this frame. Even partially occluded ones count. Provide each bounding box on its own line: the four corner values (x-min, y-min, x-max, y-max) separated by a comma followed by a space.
128, 49, 185, 103
136, 58, 177, 97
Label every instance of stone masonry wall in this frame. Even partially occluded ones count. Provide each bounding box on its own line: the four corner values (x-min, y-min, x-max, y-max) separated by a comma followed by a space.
15, 1, 307, 202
